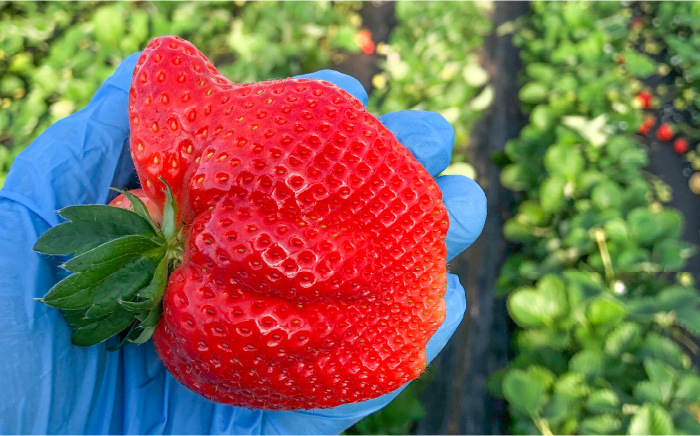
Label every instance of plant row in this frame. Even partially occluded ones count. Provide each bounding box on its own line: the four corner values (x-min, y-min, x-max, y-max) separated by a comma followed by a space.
493, 2, 700, 434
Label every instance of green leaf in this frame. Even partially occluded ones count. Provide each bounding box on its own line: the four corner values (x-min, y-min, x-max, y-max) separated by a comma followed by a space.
544, 144, 584, 177
129, 304, 162, 344
72, 307, 135, 347
604, 322, 641, 356
62, 308, 109, 329
640, 332, 688, 370
111, 188, 157, 232
674, 410, 700, 436
553, 372, 588, 398
657, 286, 700, 310
675, 375, 700, 405
517, 328, 570, 350
63, 235, 161, 273
41, 270, 102, 309
118, 256, 168, 313
540, 175, 567, 213
531, 105, 554, 130
525, 63, 556, 83
623, 51, 657, 78
92, 5, 125, 46
587, 297, 625, 327
644, 359, 675, 403
628, 404, 675, 435
628, 208, 683, 246
579, 414, 621, 435
85, 257, 155, 318
569, 349, 603, 378
508, 277, 568, 328
675, 308, 700, 336
118, 297, 156, 313
520, 82, 549, 104
634, 381, 667, 405
58, 205, 154, 236
42, 240, 161, 312
540, 392, 575, 426
34, 219, 154, 256
503, 369, 547, 415
591, 180, 622, 210
137, 256, 169, 301
604, 218, 629, 241
161, 180, 177, 242
653, 239, 695, 271
586, 389, 619, 413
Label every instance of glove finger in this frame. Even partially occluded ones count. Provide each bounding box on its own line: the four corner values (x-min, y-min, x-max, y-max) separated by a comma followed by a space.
2, 52, 141, 218
293, 69, 369, 107
379, 110, 455, 176
426, 272, 466, 362
437, 174, 487, 261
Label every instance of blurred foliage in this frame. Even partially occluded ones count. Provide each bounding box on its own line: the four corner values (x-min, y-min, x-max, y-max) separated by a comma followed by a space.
493, 2, 700, 434
369, 1, 492, 155
0, 0, 364, 186
0, 2, 491, 435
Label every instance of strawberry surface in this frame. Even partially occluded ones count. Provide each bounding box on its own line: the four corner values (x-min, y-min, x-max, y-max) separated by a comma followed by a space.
129, 36, 448, 409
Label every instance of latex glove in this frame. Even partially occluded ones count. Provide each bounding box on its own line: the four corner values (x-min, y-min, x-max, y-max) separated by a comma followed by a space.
0, 53, 486, 435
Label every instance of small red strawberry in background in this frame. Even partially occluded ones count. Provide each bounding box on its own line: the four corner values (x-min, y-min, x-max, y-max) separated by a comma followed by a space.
616, 54, 625, 65
33, 36, 449, 410
657, 123, 674, 141
637, 114, 656, 136
634, 90, 652, 109
355, 29, 375, 55
673, 138, 689, 154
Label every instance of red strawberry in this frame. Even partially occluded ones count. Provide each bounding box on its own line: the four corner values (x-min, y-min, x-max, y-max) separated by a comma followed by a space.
637, 123, 650, 136
637, 114, 655, 136
674, 138, 689, 154
634, 90, 652, 109
121, 36, 448, 409
355, 29, 376, 55
657, 123, 674, 141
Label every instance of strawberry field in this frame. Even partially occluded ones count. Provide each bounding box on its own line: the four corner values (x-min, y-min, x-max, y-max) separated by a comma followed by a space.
2, 1, 700, 434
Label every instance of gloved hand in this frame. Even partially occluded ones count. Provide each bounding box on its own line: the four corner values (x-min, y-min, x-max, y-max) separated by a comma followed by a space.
0, 53, 486, 435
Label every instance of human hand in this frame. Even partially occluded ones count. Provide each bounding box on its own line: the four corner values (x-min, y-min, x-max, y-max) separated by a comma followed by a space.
0, 53, 486, 434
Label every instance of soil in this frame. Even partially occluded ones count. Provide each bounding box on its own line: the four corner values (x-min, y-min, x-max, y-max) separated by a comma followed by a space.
415, 3, 529, 434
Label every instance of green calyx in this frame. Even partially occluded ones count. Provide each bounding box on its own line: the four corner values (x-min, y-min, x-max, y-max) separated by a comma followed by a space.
33, 181, 182, 349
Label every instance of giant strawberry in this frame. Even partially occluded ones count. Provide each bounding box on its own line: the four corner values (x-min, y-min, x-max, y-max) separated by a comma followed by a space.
34, 36, 449, 410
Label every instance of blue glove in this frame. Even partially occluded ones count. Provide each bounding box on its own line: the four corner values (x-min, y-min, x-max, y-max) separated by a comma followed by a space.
0, 54, 486, 435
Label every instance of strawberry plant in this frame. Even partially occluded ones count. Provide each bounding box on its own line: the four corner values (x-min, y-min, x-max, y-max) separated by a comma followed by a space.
494, 2, 700, 434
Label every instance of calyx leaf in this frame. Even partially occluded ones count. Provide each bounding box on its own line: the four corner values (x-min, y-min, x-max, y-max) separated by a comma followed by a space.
34, 184, 181, 348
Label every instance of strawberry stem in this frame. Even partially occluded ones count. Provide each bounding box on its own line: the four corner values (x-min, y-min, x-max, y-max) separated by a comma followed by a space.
34, 182, 181, 348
